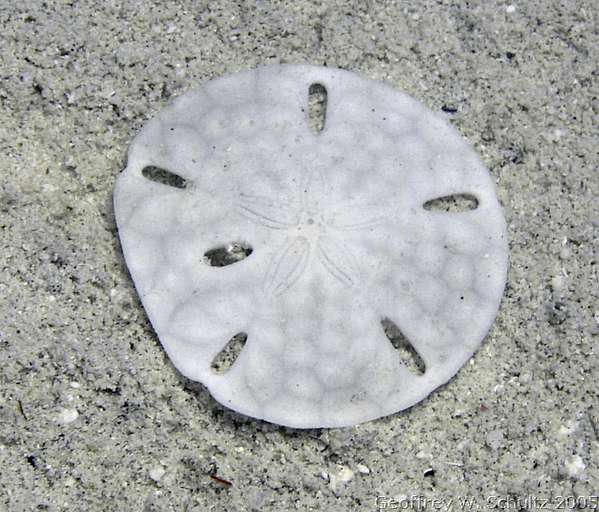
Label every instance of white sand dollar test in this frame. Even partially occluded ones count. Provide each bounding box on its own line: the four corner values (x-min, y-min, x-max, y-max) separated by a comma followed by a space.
114, 65, 508, 428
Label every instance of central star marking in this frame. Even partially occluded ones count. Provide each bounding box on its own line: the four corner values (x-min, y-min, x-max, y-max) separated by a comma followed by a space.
238, 168, 386, 296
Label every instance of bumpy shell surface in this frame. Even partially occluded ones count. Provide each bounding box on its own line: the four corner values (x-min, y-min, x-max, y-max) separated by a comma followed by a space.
114, 65, 508, 428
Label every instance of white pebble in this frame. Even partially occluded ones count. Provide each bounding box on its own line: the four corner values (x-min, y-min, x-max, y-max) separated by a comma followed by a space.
329, 466, 354, 492
149, 467, 166, 482
355, 463, 370, 475
518, 372, 531, 385
493, 383, 505, 394
564, 455, 585, 478
57, 408, 79, 424
559, 246, 572, 260
506, 5, 516, 13
551, 274, 565, 293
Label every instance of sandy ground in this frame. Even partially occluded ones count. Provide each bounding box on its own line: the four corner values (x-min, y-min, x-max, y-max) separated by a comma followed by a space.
1, 1, 598, 510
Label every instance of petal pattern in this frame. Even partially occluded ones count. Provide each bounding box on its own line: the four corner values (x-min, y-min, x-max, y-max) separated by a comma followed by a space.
238, 192, 298, 229
263, 236, 311, 296
316, 234, 359, 287
328, 203, 389, 231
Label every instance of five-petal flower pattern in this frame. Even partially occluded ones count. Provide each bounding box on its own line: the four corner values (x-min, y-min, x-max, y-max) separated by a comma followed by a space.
238, 167, 386, 296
